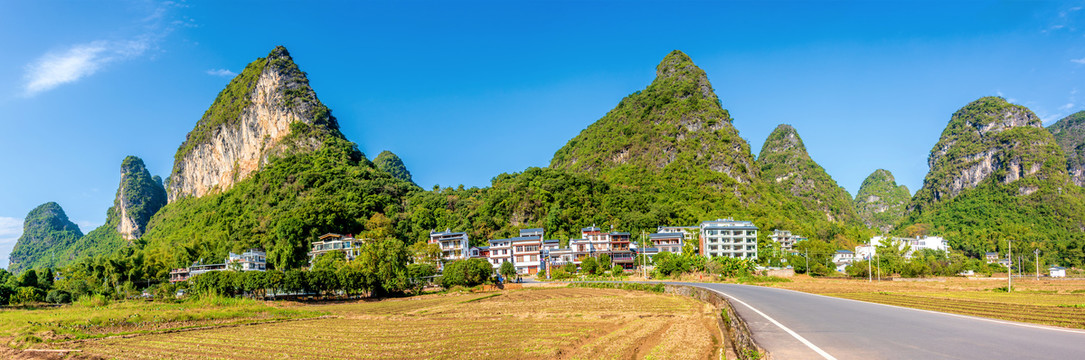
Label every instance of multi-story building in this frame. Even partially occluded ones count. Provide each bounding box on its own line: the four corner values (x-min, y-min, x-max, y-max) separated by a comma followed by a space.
429, 229, 470, 264
228, 249, 267, 271
699, 218, 758, 259
308, 233, 365, 266
486, 228, 549, 274
170, 248, 266, 282
855, 244, 875, 260
769, 229, 806, 251
609, 232, 634, 269
648, 232, 684, 253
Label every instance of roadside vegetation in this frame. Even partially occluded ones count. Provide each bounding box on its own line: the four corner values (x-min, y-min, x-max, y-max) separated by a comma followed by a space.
770, 276, 1085, 329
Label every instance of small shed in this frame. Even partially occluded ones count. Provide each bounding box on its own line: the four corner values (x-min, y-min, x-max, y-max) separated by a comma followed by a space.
1049, 266, 1067, 278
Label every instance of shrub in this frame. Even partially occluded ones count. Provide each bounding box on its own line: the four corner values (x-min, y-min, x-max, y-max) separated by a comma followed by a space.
45, 289, 71, 304
75, 294, 111, 308
610, 265, 624, 277
440, 259, 494, 288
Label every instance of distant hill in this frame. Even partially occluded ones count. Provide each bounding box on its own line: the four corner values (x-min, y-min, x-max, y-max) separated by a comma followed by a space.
404, 51, 870, 248
8, 202, 83, 274
375, 151, 415, 184
758, 124, 859, 224
903, 97, 1085, 256
1047, 111, 1085, 187
853, 169, 910, 232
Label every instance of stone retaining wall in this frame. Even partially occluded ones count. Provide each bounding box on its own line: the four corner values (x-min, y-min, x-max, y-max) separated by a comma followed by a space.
665, 284, 767, 360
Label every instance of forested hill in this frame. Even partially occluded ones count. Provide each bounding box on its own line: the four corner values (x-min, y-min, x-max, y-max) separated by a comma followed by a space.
853, 169, 910, 233
374, 151, 415, 184
403, 50, 871, 249
136, 46, 418, 276
8, 202, 83, 274
901, 97, 1085, 258
1048, 111, 1085, 187
758, 124, 859, 224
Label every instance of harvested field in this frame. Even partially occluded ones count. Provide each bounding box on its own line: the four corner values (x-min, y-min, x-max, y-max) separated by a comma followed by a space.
769, 275, 1085, 329
47, 287, 723, 360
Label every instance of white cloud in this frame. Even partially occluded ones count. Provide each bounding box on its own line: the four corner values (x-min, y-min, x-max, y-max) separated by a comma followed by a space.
1061, 103, 1076, 111
206, 68, 237, 77
0, 217, 22, 243
1071, 57, 1085, 64
21, 1, 183, 97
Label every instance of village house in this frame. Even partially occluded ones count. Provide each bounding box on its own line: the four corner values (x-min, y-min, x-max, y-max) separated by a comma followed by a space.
832, 249, 855, 272
648, 232, 684, 253
985, 252, 999, 264
429, 229, 470, 266
699, 219, 758, 259
1050, 266, 1067, 278
770, 229, 807, 251
170, 248, 267, 283
868, 235, 949, 259
308, 233, 365, 266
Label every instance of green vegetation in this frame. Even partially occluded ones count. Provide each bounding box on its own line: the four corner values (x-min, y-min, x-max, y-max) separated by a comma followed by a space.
567, 282, 666, 293
173, 52, 268, 165
8, 202, 83, 274
758, 124, 859, 224
902, 97, 1085, 265
1048, 110, 1085, 186
853, 169, 911, 232
439, 258, 494, 288
374, 150, 415, 184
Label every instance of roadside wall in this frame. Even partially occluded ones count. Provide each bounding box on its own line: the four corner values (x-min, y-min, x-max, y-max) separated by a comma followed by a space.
665, 285, 767, 360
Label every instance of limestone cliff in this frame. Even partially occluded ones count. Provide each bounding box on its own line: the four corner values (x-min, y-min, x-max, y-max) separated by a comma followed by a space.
910, 96, 1064, 212
168, 46, 344, 202
1048, 111, 1085, 187
113, 156, 167, 239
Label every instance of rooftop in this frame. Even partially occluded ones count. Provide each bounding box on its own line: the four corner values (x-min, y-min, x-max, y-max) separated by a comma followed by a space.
649, 232, 684, 239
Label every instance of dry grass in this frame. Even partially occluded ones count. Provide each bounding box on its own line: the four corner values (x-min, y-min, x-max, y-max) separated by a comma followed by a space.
769, 275, 1085, 329
47, 288, 722, 360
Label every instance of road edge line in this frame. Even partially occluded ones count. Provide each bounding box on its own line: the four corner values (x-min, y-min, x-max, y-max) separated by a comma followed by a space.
700, 286, 838, 360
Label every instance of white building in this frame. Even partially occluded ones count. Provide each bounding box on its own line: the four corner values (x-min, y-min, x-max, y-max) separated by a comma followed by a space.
648, 232, 684, 253
309, 233, 365, 266
699, 218, 758, 259
429, 229, 470, 265
770, 229, 807, 251
227, 249, 267, 271
1050, 267, 1067, 278
832, 249, 855, 264
855, 245, 875, 260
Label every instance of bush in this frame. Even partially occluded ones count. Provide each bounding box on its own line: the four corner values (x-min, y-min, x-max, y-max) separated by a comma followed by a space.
610, 265, 624, 277
45, 289, 71, 304
440, 259, 493, 288
11, 287, 43, 305
581, 257, 599, 275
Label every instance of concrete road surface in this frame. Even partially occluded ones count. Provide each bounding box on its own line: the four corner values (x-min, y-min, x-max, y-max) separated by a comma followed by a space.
669, 282, 1085, 360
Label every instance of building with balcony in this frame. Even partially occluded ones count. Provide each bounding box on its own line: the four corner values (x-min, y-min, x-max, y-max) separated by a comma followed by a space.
770, 229, 806, 251
228, 249, 267, 271
869, 235, 949, 259
699, 218, 758, 259
648, 232, 684, 253
308, 233, 365, 266
429, 229, 470, 265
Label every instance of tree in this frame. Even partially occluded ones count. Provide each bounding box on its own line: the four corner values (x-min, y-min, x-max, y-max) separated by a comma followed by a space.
610, 264, 624, 277
39, 268, 54, 290
406, 263, 437, 294
283, 269, 308, 294
408, 241, 442, 265
498, 261, 516, 282
597, 253, 612, 270
357, 238, 410, 297
19, 270, 38, 289
311, 251, 346, 272
441, 259, 493, 288
580, 257, 599, 275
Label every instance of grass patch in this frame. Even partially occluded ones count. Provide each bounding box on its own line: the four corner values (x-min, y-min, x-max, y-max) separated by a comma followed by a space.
459, 293, 501, 304
0, 296, 322, 348
567, 282, 666, 293
735, 275, 791, 284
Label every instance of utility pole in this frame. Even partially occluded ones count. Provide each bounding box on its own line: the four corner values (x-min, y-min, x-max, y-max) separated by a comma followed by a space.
1035, 249, 1040, 281
867, 253, 872, 282
1007, 239, 1012, 293
805, 248, 809, 275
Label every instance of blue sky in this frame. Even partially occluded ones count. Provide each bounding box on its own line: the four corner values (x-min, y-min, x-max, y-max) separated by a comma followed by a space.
1, 0, 1084, 268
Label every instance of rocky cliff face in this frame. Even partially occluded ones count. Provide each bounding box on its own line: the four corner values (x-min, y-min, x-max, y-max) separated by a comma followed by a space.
1048, 111, 1085, 187
910, 97, 1065, 211
853, 169, 910, 232
114, 156, 167, 239
8, 202, 84, 274
758, 124, 858, 223
550, 50, 757, 185
168, 46, 342, 202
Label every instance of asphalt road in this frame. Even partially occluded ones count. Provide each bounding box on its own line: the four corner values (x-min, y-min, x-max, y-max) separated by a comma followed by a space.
669, 282, 1085, 360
